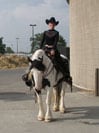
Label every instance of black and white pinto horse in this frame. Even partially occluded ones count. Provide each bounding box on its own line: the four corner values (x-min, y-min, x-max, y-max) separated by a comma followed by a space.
23, 49, 72, 122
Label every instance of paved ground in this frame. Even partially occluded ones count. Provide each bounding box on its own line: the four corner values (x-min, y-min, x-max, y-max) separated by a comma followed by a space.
0, 68, 99, 133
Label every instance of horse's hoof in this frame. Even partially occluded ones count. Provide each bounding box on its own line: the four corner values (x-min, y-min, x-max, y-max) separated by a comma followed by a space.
45, 118, 52, 122
38, 116, 45, 121
60, 108, 66, 114
53, 107, 59, 112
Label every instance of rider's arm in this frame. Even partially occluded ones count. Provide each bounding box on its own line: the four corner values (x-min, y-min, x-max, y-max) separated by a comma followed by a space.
40, 31, 46, 49
53, 31, 59, 49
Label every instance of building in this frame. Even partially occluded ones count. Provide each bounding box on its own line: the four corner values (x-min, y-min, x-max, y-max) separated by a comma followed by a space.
68, 0, 99, 91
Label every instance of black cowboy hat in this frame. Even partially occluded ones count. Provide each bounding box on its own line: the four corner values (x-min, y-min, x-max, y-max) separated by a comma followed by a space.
45, 17, 59, 25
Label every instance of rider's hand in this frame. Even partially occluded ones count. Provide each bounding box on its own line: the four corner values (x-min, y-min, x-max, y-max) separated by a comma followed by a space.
50, 50, 55, 56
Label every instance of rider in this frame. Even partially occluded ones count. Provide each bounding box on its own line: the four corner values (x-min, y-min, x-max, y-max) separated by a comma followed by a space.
40, 17, 71, 80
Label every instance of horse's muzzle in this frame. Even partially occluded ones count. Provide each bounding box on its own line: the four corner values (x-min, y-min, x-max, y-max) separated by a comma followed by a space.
22, 74, 33, 87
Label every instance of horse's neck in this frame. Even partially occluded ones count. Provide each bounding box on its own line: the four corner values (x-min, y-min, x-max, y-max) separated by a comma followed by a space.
43, 54, 58, 85
43, 54, 52, 68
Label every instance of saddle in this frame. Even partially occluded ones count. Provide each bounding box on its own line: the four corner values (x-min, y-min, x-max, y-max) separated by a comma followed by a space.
44, 45, 69, 74
44, 45, 72, 91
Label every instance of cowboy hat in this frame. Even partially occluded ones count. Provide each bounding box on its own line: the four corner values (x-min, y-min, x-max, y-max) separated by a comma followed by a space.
45, 17, 59, 25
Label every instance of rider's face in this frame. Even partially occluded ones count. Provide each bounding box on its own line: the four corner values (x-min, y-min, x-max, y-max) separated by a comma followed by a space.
48, 23, 55, 30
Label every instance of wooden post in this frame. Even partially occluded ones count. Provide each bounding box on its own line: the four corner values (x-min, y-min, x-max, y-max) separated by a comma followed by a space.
95, 68, 99, 96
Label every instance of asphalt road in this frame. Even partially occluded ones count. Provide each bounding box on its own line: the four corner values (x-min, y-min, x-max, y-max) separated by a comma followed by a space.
0, 68, 99, 133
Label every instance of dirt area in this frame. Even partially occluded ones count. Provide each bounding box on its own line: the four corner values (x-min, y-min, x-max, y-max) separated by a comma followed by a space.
0, 54, 28, 69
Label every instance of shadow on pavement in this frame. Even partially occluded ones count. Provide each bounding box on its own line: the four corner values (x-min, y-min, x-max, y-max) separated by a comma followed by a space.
0, 92, 34, 101
55, 106, 99, 125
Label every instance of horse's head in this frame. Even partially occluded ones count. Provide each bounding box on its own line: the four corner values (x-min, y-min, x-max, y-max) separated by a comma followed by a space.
22, 49, 51, 90
28, 57, 45, 91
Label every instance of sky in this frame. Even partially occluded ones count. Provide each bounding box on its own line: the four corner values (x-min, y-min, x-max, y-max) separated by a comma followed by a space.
0, 0, 69, 52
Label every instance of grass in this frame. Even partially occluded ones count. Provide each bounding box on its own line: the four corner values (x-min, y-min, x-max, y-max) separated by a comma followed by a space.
0, 54, 28, 69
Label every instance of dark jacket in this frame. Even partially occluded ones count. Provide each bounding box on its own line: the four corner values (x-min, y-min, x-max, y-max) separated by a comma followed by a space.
40, 29, 59, 49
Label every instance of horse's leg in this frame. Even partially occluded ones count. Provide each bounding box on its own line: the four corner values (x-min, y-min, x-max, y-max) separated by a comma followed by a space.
59, 83, 66, 113
45, 88, 53, 122
53, 87, 60, 112
35, 90, 45, 121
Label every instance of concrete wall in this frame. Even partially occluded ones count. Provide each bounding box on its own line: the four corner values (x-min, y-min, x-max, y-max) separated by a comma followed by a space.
70, 0, 99, 90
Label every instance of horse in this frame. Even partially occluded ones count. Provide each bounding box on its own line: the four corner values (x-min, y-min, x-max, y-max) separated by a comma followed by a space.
22, 49, 72, 122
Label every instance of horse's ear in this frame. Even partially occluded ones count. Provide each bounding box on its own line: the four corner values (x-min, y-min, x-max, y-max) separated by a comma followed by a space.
27, 57, 32, 63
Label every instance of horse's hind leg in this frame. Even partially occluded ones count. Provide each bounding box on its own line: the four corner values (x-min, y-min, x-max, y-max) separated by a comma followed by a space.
45, 88, 53, 122
59, 83, 66, 113
35, 90, 45, 121
53, 87, 60, 112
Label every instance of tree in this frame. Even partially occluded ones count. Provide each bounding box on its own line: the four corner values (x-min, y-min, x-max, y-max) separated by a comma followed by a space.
0, 37, 6, 54
58, 35, 67, 47
6, 47, 14, 53
31, 33, 43, 52
31, 33, 67, 52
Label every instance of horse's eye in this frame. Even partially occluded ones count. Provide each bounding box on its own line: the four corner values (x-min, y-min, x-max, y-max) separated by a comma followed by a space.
38, 56, 43, 62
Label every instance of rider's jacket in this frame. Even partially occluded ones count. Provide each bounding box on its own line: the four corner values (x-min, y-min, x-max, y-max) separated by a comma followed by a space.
40, 29, 59, 49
